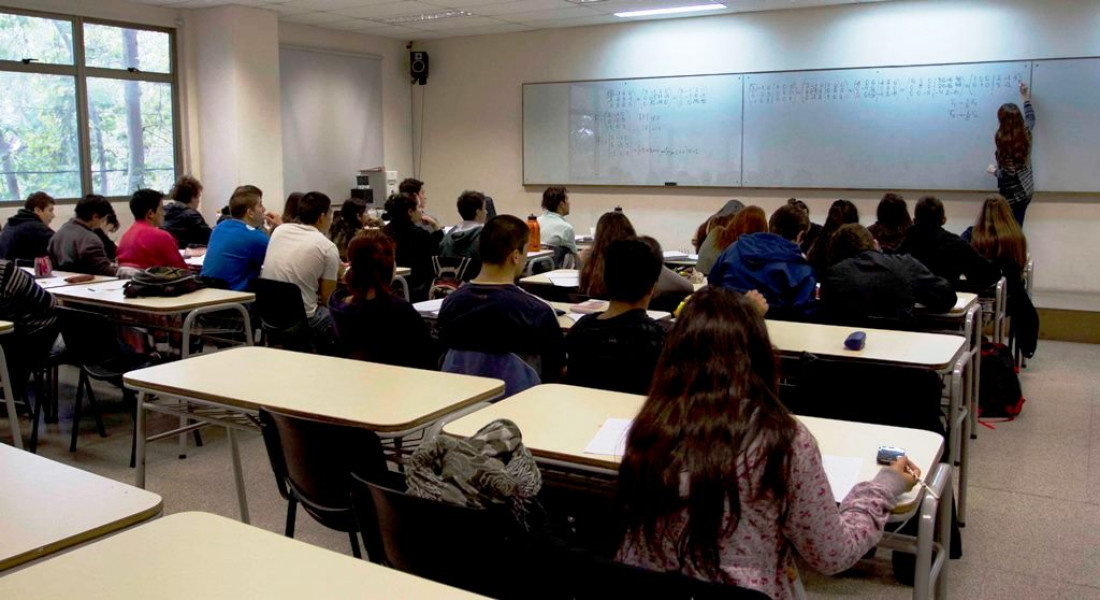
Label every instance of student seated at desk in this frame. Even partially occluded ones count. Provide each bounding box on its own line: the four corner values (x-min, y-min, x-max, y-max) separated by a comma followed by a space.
579, 212, 691, 302
439, 190, 488, 279
692, 199, 743, 258
695, 205, 767, 276
261, 191, 341, 350
567, 238, 667, 394
709, 204, 816, 320
0, 258, 58, 402
437, 215, 565, 382
897, 195, 1000, 291
162, 175, 211, 250
806, 199, 858, 272
787, 198, 823, 254
330, 230, 436, 369
616, 287, 919, 600
965, 195, 1038, 357
0, 191, 55, 262
202, 185, 274, 291
868, 193, 911, 254
383, 192, 443, 302
328, 197, 367, 262
48, 194, 118, 276
117, 189, 188, 271
537, 186, 578, 256
819, 224, 956, 323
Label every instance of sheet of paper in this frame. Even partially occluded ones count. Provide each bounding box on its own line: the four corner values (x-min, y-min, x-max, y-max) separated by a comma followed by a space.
822, 455, 864, 502
662, 250, 689, 260
583, 418, 633, 457
564, 312, 585, 323
546, 272, 580, 287
413, 298, 446, 316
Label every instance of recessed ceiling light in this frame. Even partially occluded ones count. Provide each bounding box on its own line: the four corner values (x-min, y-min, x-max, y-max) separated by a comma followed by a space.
564, 0, 608, 4
614, 3, 726, 18
376, 10, 474, 25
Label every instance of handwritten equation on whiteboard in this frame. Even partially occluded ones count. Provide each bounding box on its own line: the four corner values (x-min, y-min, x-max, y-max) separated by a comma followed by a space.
747, 72, 1024, 121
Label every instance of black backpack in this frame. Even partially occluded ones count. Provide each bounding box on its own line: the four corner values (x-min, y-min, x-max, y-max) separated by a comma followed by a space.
124, 266, 204, 298
979, 342, 1025, 419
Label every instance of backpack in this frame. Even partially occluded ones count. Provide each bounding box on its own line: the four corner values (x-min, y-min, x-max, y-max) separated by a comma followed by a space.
428, 256, 472, 300
124, 266, 204, 298
978, 342, 1025, 419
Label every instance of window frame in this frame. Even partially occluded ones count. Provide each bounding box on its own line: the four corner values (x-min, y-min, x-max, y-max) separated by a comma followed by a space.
0, 6, 181, 204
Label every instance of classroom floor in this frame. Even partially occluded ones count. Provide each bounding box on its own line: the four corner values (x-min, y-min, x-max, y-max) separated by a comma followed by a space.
5, 340, 1099, 599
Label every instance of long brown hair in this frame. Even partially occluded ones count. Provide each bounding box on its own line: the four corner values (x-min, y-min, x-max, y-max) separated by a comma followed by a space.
972, 195, 1027, 273
580, 211, 636, 298
716, 205, 767, 250
995, 103, 1031, 167
618, 287, 797, 575
807, 199, 859, 270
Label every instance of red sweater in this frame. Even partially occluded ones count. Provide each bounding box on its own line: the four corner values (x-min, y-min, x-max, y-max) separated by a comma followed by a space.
118, 221, 187, 270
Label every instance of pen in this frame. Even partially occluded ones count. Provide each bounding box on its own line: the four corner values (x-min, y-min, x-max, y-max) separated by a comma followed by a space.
906, 465, 939, 500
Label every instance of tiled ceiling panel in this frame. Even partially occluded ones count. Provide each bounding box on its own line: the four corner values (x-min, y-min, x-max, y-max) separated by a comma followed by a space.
125, 0, 895, 40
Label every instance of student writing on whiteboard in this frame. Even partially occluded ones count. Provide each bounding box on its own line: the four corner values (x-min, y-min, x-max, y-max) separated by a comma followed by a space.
987, 82, 1035, 225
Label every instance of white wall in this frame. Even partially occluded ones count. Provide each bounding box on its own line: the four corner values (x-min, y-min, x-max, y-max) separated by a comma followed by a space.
418, 0, 1100, 295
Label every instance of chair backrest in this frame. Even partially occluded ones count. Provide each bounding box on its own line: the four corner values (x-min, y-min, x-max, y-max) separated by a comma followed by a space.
538, 544, 771, 600
257, 407, 389, 535
57, 307, 123, 367
431, 255, 471, 281
252, 278, 308, 330
350, 475, 522, 598
441, 349, 539, 399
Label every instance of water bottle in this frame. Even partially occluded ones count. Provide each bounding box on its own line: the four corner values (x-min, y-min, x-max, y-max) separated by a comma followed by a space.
526, 214, 541, 252
34, 255, 52, 278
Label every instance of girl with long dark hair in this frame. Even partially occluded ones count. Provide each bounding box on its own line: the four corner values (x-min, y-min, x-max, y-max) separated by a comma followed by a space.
617, 287, 918, 599
867, 193, 911, 253
328, 197, 368, 261
988, 82, 1035, 225
806, 199, 859, 271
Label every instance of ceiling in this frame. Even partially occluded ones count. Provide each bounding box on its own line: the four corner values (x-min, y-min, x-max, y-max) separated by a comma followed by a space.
127, 0, 889, 40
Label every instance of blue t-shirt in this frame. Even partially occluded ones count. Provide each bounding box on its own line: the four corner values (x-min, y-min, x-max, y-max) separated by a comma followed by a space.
201, 219, 269, 291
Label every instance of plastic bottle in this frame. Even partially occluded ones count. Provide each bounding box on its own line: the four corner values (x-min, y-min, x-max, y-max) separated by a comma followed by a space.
526, 214, 541, 252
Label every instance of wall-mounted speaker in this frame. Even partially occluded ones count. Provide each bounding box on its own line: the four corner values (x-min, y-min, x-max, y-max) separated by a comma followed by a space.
410, 51, 429, 85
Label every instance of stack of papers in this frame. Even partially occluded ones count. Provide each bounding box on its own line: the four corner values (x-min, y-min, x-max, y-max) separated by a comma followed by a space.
583, 418, 633, 457
412, 298, 446, 317
662, 250, 690, 260
546, 272, 580, 287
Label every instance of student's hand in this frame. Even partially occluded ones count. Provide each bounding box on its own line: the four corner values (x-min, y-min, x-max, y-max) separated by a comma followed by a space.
888, 456, 921, 491
986, 164, 997, 175
265, 211, 283, 227
1019, 81, 1030, 101
421, 214, 440, 230
745, 289, 769, 316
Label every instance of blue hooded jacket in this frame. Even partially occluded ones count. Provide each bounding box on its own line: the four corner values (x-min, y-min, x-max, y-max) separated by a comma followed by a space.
708, 232, 817, 318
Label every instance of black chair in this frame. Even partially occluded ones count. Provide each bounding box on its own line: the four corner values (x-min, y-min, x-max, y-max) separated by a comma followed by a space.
258, 407, 397, 559
55, 307, 153, 462
252, 278, 312, 351
535, 543, 771, 600
349, 475, 524, 598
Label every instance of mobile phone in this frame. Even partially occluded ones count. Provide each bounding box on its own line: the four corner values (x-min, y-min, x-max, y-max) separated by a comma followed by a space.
876, 445, 906, 465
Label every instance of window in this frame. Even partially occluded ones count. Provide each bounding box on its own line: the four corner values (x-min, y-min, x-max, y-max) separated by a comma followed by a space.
0, 9, 178, 203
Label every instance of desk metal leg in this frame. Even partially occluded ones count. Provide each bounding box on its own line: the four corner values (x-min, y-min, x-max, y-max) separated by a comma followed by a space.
0, 345, 22, 449
135, 391, 147, 488
227, 427, 250, 524
949, 354, 969, 526
914, 463, 951, 600
936, 467, 953, 599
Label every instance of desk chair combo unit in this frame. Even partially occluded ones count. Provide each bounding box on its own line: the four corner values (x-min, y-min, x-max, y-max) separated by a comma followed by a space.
443, 385, 952, 600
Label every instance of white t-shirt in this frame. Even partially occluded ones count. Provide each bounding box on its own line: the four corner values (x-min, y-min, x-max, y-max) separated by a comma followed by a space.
261, 223, 341, 317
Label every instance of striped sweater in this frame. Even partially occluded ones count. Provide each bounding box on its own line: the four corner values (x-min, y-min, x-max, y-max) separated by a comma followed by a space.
994, 100, 1036, 207
0, 259, 57, 337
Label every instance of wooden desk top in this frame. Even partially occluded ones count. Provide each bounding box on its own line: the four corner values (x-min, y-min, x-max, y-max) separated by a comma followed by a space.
0, 512, 488, 599
443, 384, 942, 511
0, 320, 11, 334
51, 280, 254, 314
20, 267, 119, 290
765, 319, 965, 370
0, 445, 162, 571
124, 346, 504, 432
395, 266, 411, 276
519, 269, 579, 287
919, 292, 978, 317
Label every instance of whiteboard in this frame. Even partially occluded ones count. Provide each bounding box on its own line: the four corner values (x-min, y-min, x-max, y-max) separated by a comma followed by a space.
742, 62, 1030, 189
1031, 59, 1100, 192
523, 75, 743, 186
